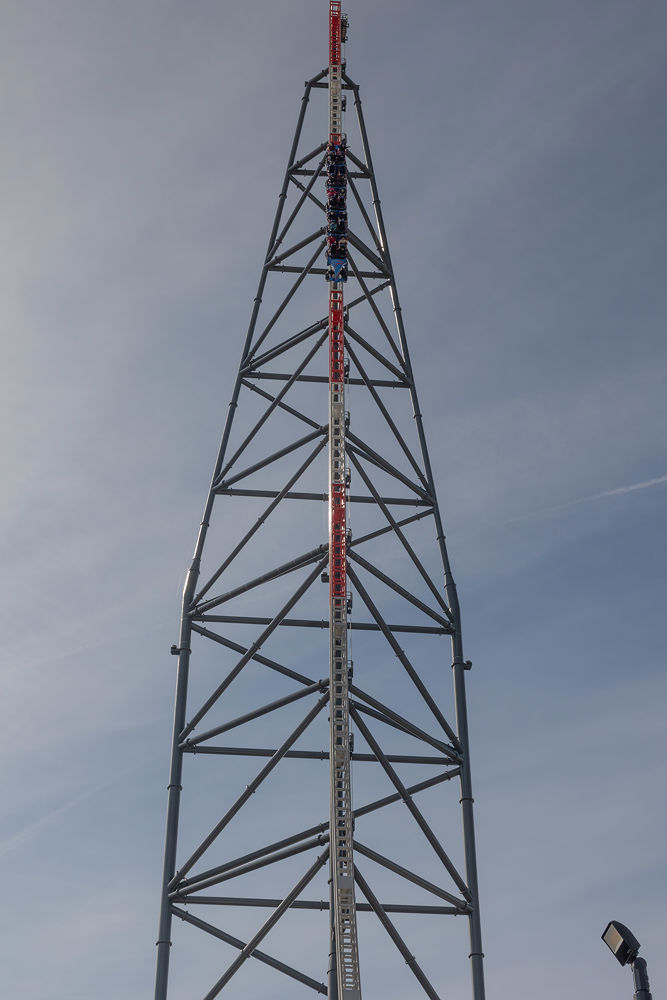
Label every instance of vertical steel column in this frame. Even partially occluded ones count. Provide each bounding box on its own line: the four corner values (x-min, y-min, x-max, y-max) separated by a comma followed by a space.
154, 591, 193, 1000
327, 880, 339, 1000
327, 5, 361, 998
346, 76, 486, 1000
153, 71, 324, 1000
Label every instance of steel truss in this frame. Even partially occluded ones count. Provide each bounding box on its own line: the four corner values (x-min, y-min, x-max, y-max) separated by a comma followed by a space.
155, 28, 486, 1000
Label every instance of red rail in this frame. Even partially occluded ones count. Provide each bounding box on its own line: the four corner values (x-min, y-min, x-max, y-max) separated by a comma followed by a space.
329, 286, 346, 609
330, 1, 341, 67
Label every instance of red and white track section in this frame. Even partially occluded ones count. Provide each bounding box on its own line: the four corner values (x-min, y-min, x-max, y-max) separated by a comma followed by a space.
328, 3, 361, 998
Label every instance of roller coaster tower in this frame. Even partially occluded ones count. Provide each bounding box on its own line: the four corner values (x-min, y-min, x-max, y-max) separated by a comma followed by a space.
154, 5, 486, 999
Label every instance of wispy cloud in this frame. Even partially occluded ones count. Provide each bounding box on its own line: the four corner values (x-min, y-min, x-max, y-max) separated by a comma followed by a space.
0, 766, 135, 860
503, 474, 667, 525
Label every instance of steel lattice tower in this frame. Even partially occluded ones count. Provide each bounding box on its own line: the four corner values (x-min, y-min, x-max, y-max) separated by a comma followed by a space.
155, 6, 486, 999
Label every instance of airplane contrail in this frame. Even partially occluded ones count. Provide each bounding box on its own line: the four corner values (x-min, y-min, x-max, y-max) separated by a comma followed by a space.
503, 474, 667, 525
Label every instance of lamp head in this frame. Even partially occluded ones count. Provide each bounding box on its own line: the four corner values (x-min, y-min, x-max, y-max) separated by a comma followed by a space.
602, 921, 641, 967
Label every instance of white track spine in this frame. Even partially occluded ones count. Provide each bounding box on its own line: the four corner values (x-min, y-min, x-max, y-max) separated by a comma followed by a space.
327, 3, 361, 998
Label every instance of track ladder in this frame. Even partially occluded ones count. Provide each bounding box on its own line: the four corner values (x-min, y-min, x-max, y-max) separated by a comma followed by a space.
327, 4, 361, 998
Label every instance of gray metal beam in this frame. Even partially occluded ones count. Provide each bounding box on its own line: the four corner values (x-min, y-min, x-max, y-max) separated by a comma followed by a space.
346, 435, 430, 500
344, 338, 430, 489
353, 840, 469, 910
346, 252, 405, 366
268, 263, 384, 278
200, 848, 330, 1000
269, 154, 326, 260
354, 866, 442, 1000
173, 832, 330, 897
182, 746, 451, 764
194, 615, 447, 634
347, 549, 450, 630
219, 426, 326, 490
194, 545, 327, 616
349, 686, 459, 759
177, 768, 459, 897
267, 226, 326, 267
346, 564, 460, 745
216, 329, 327, 485
194, 436, 328, 604
247, 372, 406, 387
346, 174, 384, 254
190, 623, 316, 687
182, 558, 327, 739
345, 318, 407, 381
179, 896, 462, 915
350, 706, 469, 899
215, 487, 430, 506
171, 694, 329, 887
182, 679, 326, 748
350, 508, 432, 547
171, 907, 328, 995
349, 454, 453, 619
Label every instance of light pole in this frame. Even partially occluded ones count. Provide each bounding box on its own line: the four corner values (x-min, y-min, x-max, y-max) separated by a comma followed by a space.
602, 920, 653, 1000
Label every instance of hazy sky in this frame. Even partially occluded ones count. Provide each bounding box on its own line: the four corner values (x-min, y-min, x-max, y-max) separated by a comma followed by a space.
1, 2, 666, 998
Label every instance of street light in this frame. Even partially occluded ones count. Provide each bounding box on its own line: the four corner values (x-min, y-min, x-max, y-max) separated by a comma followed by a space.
602, 921, 653, 1000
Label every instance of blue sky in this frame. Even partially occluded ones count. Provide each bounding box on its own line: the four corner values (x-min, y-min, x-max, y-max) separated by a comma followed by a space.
1, 1, 666, 998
